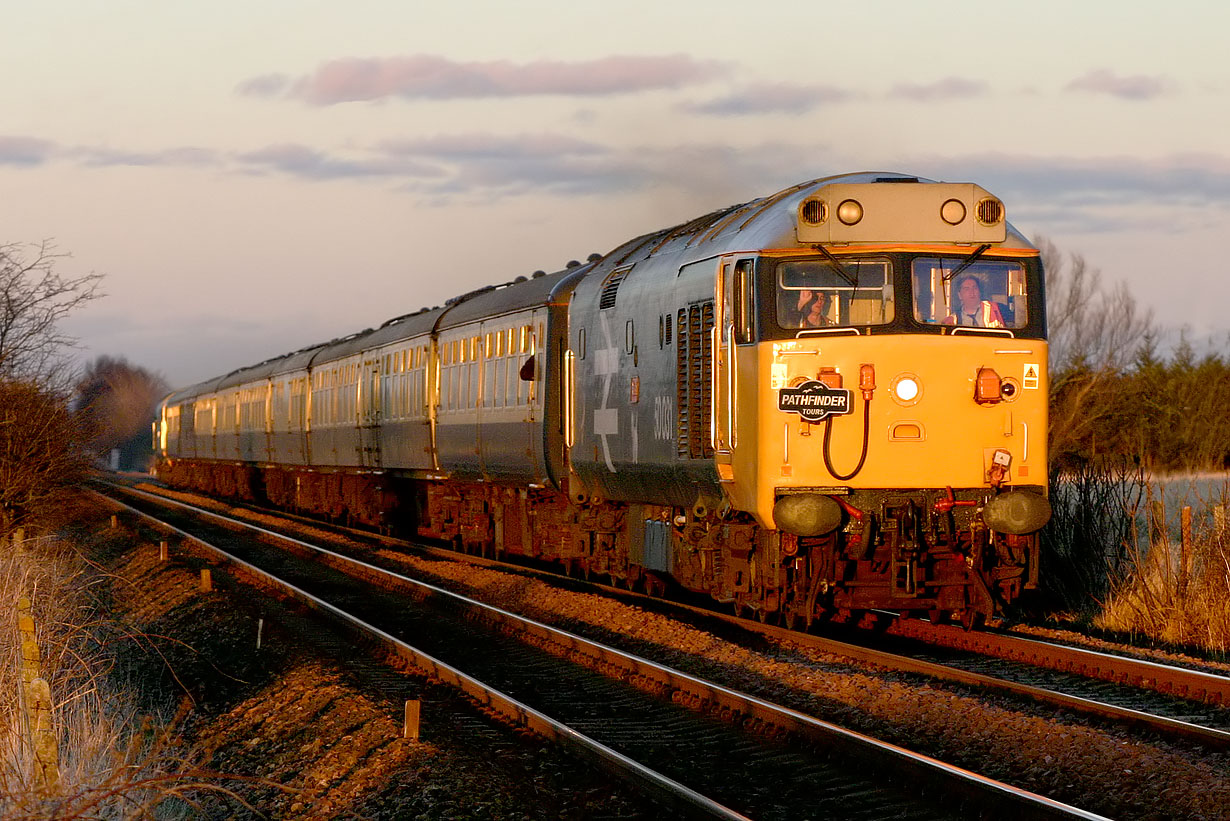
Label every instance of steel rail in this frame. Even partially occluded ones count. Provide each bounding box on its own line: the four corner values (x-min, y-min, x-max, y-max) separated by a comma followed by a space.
100, 484, 1107, 821
884, 617, 1230, 705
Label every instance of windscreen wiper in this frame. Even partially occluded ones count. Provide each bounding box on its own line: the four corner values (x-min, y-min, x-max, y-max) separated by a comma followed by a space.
813, 244, 859, 290
942, 243, 992, 283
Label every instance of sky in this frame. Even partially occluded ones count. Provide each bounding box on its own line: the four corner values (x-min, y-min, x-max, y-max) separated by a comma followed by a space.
4, 0, 1229, 389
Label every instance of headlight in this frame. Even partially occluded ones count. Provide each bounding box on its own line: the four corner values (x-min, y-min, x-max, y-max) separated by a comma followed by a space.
836, 199, 863, 225
940, 198, 966, 225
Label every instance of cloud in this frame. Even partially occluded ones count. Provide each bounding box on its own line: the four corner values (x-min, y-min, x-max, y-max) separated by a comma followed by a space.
379, 133, 605, 161
1065, 69, 1174, 100
0, 135, 57, 166
681, 82, 853, 116
72, 146, 219, 168
376, 133, 644, 198
888, 77, 989, 101
235, 73, 291, 98
908, 152, 1230, 235
241, 54, 726, 104
236, 143, 444, 181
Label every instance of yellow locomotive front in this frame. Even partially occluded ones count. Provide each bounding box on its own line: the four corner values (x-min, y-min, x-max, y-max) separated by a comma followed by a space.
715, 179, 1049, 628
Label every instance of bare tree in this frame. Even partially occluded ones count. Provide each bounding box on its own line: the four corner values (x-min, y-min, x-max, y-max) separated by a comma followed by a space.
0, 241, 103, 385
75, 356, 168, 470
0, 240, 103, 537
1041, 237, 1155, 463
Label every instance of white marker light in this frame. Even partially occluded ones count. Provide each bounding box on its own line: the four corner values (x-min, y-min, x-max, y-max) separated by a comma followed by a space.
893, 376, 920, 403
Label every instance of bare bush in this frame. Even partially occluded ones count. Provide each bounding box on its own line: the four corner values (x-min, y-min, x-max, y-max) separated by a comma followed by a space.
1037, 460, 1148, 619
0, 380, 91, 541
0, 536, 254, 817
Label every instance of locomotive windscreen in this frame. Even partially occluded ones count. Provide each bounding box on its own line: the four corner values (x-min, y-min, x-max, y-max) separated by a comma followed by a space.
912, 258, 1029, 328
776, 258, 893, 329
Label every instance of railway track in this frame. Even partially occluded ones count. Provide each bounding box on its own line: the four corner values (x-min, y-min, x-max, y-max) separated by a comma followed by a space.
104, 479, 1230, 754
652, 605, 1230, 755
94, 482, 1105, 821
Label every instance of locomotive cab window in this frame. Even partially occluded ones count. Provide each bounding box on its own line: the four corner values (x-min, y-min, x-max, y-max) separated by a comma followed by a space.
912, 258, 1028, 329
776, 257, 892, 330
733, 259, 755, 344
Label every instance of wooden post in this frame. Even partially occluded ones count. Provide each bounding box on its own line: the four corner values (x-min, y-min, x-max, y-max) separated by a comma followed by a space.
1215, 505, 1227, 538
256, 618, 264, 650
199, 568, 212, 592
1149, 499, 1168, 587
1179, 506, 1192, 598
404, 700, 421, 741
110, 514, 119, 529
159, 540, 169, 561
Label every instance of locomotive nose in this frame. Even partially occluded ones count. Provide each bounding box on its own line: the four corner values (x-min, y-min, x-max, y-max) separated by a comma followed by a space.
982, 490, 1052, 535
773, 493, 843, 537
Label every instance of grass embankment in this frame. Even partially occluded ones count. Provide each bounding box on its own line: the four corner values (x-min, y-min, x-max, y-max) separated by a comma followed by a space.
1043, 465, 1230, 656
0, 509, 243, 819
1096, 484, 1230, 654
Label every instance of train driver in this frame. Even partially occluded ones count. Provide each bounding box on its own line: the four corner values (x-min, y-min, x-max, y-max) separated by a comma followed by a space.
944, 275, 1005, 328
796, 289, 833, 327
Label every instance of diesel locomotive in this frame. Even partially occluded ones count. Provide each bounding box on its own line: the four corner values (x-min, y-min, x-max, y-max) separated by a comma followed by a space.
156, 172, 1051, 628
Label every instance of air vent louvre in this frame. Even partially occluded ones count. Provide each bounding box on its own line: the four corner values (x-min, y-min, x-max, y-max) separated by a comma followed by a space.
599, 270, 628, 309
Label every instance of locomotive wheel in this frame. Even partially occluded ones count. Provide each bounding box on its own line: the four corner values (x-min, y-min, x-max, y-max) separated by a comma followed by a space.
783, 608, 798, 630
960, 609, 986, 631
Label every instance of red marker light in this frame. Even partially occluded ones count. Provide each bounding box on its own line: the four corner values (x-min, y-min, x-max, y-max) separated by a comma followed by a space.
975, 367, 1001, 405
859, 364, 876, 400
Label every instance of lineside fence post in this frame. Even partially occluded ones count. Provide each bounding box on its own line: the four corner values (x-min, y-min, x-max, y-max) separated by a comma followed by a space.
1179, 506, 1192, 599
1148, 499, 1168, 588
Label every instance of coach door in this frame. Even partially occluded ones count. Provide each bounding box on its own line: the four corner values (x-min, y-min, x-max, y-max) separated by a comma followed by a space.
358, 357, 383, 468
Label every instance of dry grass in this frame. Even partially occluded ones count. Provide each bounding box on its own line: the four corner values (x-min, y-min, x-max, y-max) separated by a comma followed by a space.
1096, 483, 1230, 656
0, 532, 252, 819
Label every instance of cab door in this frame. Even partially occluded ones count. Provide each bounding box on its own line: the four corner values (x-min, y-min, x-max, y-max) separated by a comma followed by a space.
716, 256, 756, 452
718, 257, 759, 510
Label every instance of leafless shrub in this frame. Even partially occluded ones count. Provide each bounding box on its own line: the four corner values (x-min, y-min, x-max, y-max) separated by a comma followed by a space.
0, 537, 259, 818
1038, 460, 1148, 619
0, 380, 92, 541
